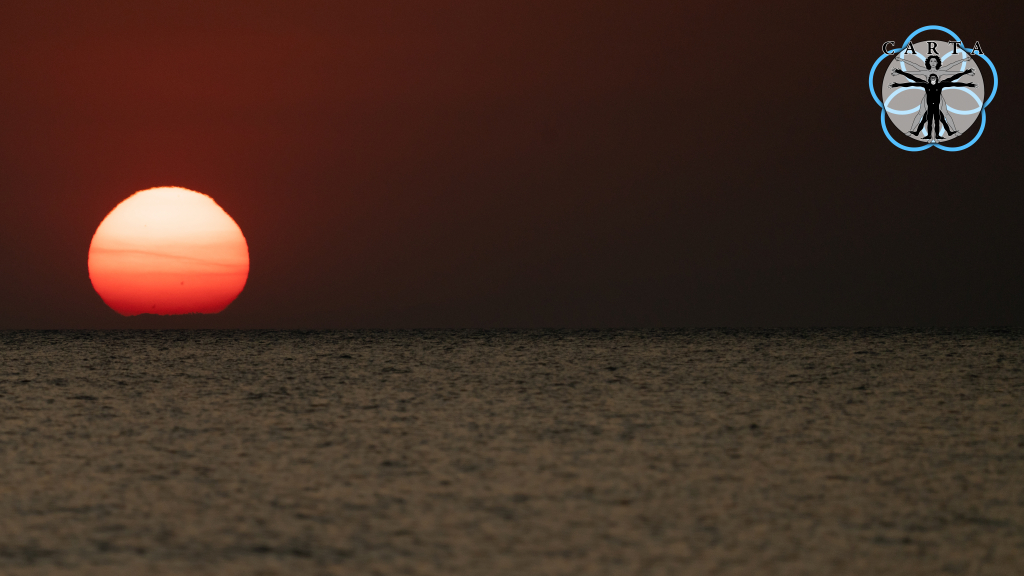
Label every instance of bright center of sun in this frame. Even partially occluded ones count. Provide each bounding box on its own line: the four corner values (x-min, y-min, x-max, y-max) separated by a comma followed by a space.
88, 187, 250, 316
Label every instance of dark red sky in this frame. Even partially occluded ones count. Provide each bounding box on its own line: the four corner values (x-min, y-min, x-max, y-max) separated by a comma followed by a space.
0, 1, 1021, 328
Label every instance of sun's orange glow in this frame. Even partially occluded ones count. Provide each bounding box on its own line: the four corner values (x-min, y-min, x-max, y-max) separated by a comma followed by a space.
88, 187, 249, 316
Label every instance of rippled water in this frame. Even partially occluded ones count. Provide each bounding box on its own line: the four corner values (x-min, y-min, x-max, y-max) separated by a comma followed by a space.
1, 330, 1022, 575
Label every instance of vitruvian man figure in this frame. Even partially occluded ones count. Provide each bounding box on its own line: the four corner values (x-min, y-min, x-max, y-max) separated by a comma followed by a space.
890, 67, 975, 140
894, 54, 973, 80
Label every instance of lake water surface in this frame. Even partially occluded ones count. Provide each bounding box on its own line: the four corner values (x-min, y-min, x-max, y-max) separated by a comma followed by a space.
1, 329, 1022, 575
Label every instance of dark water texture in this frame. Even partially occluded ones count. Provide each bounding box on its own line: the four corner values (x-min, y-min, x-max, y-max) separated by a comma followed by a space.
0, 329, 1022, 575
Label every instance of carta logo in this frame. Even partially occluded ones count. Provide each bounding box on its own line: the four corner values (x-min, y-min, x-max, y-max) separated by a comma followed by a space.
869, 26, 997, 152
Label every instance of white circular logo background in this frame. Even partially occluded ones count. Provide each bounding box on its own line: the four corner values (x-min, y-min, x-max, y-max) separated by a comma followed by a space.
881, 40, 985, 142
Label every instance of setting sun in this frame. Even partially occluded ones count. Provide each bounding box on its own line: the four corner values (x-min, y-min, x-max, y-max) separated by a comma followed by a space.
88, 187, 249, 316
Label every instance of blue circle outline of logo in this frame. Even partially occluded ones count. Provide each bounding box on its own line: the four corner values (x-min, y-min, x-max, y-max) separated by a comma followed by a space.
869, 25, 998, 152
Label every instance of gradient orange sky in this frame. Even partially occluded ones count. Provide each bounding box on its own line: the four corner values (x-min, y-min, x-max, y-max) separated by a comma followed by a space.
0, 1, 1020, 328
88, 187, 249, 316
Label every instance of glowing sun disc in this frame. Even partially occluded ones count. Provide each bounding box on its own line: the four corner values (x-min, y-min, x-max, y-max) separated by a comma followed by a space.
88, 187, 249, 316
